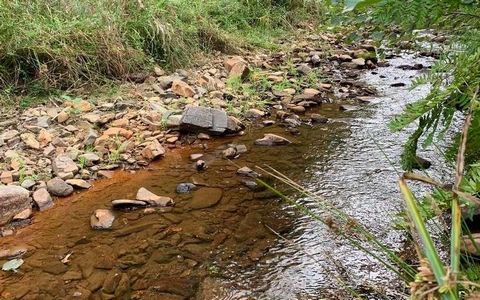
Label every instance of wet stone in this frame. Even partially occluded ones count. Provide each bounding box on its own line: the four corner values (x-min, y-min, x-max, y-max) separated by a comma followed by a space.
189, 187, 223, 210
111, 199, 148, 210
176, 183, 197, 194
91, 209, 115, 230
136, 187, 174, 207
190, 153, 204, 161
254, 134, 292, 146
196, 160, 207, 171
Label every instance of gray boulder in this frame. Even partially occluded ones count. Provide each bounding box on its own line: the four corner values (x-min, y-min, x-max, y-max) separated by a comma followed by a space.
180, 106, 231, 135
47, 178, 74, 197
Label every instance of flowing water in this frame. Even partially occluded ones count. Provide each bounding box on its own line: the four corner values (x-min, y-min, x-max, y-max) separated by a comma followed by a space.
0, 53, 451, 299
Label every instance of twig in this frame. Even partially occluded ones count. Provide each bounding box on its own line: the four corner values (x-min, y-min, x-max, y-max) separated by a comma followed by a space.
402, 172, 445, 188
450, 109, 473, 284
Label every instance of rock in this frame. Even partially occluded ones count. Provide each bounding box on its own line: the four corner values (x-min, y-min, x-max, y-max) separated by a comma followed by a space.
90, 209, 115, 230
47, 178, 74, 197
197, 133, 210, 140
311, 54, 321, 65
190, 154, 204, 161
66, 179, 91, 189
1, 129, 19, 141
235, 144, 248, 154
136, 187, 174, 207
189, 188, 223, 209
226, 116, 244, 133
413, 156, 432, 170
171, 80, 195, 98
98, 170, 114, 179
180, 106, 228, 135
13, 208, 32, 220
43, 144, 55, 156
154, 66, 165, 76
53, 154, 79, 178
141, 139, 165, 161
390, 82, 406, 87
57, 111, 69, 123
103, 127, 133, 139
222, 147, 237, 159
254, 134, 292, 146
262, 120, 275, 126
0, 171, 13, 184
225, 57, 249, 79
339, 105, 359, 111
166, 115, 182, 128
245, 109, 265, 119
229, 62, 250, 79
82, 113, 101, 124
84, 128, 98, 146
296, 64, 312, 75
157, 75, 180, 89
237, 166, 258, 177
196, 160, 207, 171
79, 153, 101, 166
310, 114, 328, 124
351, 58, 366, 68
77, 100, 93, 112
33, 188, 54, 211
0, 186, 30, 225
21, 179, 36, 189
20, 133, 40, 149
111, 199, 148, 210
176, 183, 197, 194
37, 129, 52, 147
290, 106, 306, 113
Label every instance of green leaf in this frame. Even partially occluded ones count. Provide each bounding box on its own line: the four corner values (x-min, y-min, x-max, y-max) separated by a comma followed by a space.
343, 0, 383, 12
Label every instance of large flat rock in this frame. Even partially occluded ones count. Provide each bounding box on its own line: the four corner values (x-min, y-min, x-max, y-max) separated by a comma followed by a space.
0, 186, 30, 225
180, 106, 228, 135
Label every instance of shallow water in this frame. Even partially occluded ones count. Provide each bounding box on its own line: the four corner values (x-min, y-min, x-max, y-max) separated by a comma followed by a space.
0, 54, 450, 299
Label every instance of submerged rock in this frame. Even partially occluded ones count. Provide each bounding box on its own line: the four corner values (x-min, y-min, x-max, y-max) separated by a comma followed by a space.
189, 188, 223, 209
136, 187, 174, 207
196, 160, 207, 171
176, 183, 197, 194
90, 209, 115, 230
0, 186, 30, 225
254, 134, 292, 146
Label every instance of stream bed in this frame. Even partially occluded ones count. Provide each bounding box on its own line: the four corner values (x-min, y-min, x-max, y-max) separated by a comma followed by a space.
0, 53, 450, 300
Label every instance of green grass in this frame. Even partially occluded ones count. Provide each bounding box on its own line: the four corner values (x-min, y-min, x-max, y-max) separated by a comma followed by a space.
0, 0, 327, 100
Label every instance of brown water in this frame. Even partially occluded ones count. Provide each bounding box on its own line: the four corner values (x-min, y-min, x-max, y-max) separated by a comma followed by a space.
0, 54, 451, 299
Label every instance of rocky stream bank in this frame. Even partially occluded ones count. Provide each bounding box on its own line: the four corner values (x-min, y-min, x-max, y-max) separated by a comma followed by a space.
0, 31, 440, 299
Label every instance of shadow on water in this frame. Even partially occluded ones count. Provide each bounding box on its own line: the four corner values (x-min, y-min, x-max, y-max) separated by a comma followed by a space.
0, 54, 450, 299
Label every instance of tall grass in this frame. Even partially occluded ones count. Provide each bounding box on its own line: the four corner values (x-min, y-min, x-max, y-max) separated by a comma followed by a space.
0, 0, 326, 95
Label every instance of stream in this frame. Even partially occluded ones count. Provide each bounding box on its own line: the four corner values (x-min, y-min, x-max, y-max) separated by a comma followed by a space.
0, 53, 451, 299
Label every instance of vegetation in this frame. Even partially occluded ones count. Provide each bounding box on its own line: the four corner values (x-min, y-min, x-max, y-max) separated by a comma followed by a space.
0, 0, 325, 98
